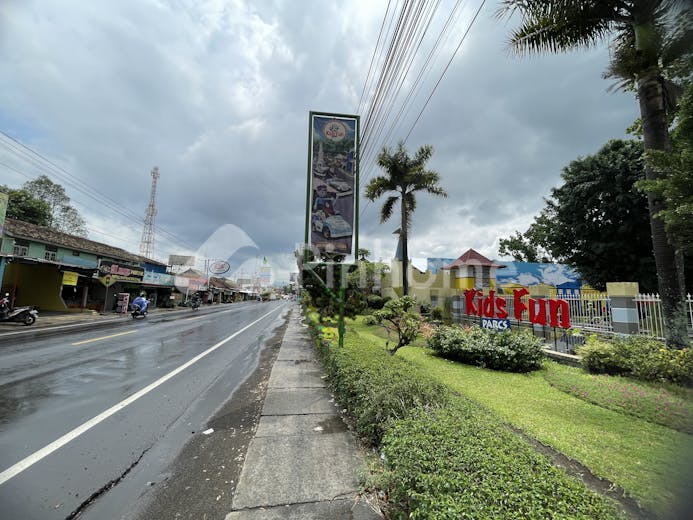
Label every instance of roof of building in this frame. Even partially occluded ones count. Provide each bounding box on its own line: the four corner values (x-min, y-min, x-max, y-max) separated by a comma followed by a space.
442, 248, 506, 269
2, 218, 166, 266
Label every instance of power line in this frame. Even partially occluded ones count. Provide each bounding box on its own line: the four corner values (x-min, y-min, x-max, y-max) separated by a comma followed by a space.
0, 131, 197, 253
356, 0, 487, 219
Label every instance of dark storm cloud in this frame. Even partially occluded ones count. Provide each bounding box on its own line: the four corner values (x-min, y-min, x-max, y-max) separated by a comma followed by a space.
0, 1, 640, 278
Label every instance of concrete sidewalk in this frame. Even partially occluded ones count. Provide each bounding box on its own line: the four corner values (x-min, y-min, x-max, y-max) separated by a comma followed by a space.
226, 313, 382, 520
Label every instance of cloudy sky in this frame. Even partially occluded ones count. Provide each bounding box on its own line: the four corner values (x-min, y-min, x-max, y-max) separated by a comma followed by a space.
0, 0, 639, 282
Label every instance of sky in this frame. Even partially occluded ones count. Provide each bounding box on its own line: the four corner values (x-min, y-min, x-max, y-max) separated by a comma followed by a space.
0, 0, 640, 283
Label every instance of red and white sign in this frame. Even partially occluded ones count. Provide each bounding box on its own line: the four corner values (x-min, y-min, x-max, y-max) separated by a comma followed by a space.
465, 289, 570, 329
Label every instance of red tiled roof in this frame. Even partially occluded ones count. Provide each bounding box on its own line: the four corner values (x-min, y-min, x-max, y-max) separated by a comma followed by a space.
441, 249, 506, 269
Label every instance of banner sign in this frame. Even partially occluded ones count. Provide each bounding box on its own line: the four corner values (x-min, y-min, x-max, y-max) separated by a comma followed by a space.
480, 318, 511, 331
306, 112, 359, 256
62, 271, 79, 286
98, 260, 144, 283
143, 271, 175, 286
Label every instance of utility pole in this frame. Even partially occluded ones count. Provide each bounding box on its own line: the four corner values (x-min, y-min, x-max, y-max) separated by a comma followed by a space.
139, 166, 160, 259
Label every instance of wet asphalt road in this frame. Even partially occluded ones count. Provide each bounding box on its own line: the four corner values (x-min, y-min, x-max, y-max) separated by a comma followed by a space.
0, 301, 288, 520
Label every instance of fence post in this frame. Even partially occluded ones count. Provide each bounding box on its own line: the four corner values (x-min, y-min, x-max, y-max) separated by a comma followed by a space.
606, 282, 640, 335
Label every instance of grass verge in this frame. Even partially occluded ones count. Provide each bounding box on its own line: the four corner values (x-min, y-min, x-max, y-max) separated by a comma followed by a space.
308, 315, 626, 519
396, 341, 693, 517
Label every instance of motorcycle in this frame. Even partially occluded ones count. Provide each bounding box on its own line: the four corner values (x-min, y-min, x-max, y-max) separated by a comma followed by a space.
131, 299, 149, 319
0, 293, 38, 326
190, 299, 200, 311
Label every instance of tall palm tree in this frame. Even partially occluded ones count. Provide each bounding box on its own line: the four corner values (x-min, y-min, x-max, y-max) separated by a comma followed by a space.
366, 142, 447, 296
498, 0, 692, 347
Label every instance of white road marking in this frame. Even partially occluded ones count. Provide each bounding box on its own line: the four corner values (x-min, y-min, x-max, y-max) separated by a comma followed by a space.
0, 304, 285, 486
71, 330, 137, 346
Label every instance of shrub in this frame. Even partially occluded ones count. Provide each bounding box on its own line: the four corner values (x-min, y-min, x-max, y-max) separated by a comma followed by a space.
578, 336, 693, 386
429, 306, 444, 322
365, 296, 423, 355
381, 403, 622, 520
366, 294, 388, 310
419, 302, 431, 315
312, 324, 448, 445
427, 325, 544, 372
306, 316, 623, 519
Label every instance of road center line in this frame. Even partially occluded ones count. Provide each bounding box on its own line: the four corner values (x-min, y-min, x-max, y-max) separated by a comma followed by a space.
0, 304, 285, 486
72, 330, 137, 346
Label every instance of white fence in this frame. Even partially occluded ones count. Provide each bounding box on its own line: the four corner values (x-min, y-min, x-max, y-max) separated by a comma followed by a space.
561, 293, 613, 333
634, 293, 693, 340
451, 292, 693, 342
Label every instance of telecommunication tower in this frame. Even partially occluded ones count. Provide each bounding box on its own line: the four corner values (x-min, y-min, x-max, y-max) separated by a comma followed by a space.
139, 166, 160, 259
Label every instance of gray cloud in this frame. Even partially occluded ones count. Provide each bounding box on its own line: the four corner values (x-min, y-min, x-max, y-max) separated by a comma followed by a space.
0, 1, 641, 281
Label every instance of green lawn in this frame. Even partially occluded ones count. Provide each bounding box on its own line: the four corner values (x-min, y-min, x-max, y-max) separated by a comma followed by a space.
351, 320, 693, 517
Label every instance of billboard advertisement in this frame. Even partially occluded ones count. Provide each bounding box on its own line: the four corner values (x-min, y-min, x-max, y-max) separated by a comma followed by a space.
306, 112, 359, 257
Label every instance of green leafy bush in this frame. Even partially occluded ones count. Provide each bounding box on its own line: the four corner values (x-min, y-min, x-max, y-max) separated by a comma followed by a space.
381, 404, 623, 520
429, 306, 444, 322
305, 316, 623, 519
578, 336, 693, 386
365, 296, 423, 355
366, 294, 389, 310
314, 329, 448, 445
427, 325, 544, 372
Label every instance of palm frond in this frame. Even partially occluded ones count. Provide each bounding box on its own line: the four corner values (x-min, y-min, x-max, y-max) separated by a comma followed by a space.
380, 195, 399, 224
498, 1, 626, 55
365, 176, 396, 201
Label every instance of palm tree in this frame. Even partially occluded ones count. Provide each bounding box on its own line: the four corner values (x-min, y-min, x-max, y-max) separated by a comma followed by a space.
498, 0, 691, 347
366, 142, 447, 296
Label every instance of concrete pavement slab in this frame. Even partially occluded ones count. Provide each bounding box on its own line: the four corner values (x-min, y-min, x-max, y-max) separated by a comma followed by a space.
254, 414, 347, 438
276, 346, 314, 361
225, 499, 379, 519
267, 360, 326, 388
261, 387, 338, 415
231, 433, 363, 509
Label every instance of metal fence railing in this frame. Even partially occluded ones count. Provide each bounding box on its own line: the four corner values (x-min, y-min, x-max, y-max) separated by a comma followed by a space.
634, 293, 693, 340
448, 292, 693, 348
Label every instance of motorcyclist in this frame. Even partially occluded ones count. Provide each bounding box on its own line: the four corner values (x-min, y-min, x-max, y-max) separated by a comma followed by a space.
132, 292, 149, 314
0, 293, 9, 319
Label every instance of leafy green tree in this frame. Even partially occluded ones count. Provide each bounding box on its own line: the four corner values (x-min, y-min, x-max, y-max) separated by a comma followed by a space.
22, 175, 87, 236
498, 0, 692, 347
498, 218, 555, 264
500, 140, 658, 292
357, 248, 371, 262
0, 186, 51, 226
348, 260, 390, 295
365, 296, 422, 355
365, 141, 447, 296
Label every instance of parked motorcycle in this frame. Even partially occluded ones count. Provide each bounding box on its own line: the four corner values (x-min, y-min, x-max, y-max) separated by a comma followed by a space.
191, 298, 200, 311
0, 293, 38, 326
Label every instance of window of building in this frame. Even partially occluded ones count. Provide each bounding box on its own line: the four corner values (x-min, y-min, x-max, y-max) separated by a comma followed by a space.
72, 251, 80, 256
13, 240, 29, 257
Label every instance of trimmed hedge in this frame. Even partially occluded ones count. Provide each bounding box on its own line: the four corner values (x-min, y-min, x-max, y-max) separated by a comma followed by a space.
578, 335, 693, 386
382, 405, 623, 520
427, 325, 545, 372
304, 311, 623, 519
